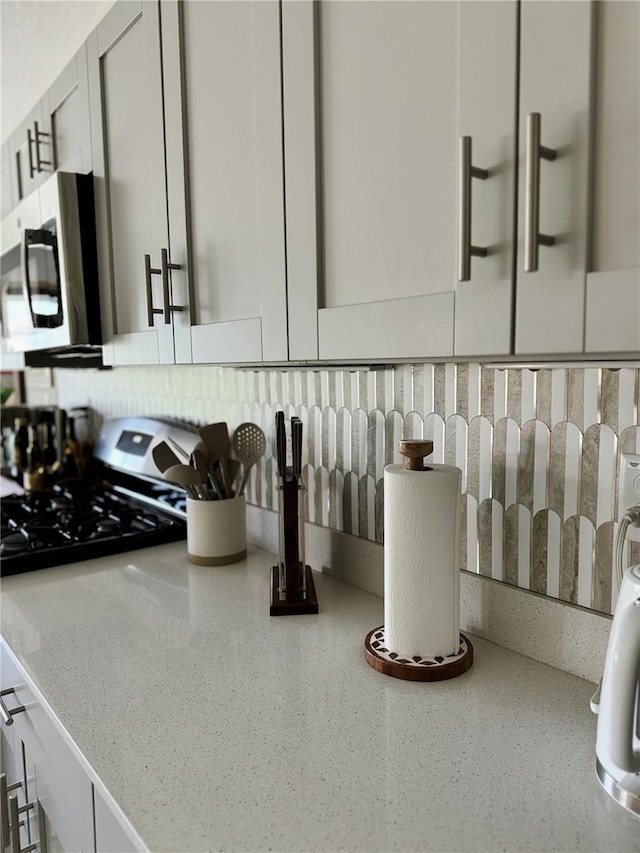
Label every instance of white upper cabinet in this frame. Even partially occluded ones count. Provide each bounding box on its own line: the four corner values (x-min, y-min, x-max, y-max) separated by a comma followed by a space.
515, 0, 594, 355
282, 0, 517, 362
88, 0, 287, 366
164, 0, 287, 364
516, 0, 639, 356
44, 44, 93, 176
88, 0, 183, 365
1, 139, 14, 218
585, 0, 639, 354
10, 102, 47, 203
455, 1, 518, 357
283, 0, 638, 363
8, 46, 92, 206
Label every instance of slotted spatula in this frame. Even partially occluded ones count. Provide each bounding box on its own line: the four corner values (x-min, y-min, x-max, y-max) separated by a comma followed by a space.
232, 422, 266, 496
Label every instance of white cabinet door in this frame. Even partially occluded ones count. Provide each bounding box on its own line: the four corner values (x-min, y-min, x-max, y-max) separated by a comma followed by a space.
94, 786, 140, 853
283, 0, 516, 363
515, 0, 593, 355
0, 640, 95, 853
284, 0, 456, 361
1, 140, 15, 218
585, 0, 640, 354
10, 103, 50, 204
44, 44, 93, 176
88, 0, 181, 366
455, 0, 518, 357
164, 0, 287, 364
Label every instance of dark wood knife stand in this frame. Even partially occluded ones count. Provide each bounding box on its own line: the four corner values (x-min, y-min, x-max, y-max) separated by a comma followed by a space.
270, 471, 318, 616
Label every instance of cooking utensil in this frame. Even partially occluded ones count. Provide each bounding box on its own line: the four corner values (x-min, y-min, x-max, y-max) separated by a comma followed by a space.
152, 441, 181, 474
191, 447, 220, 500
232, 423, 266, 496
198, 423, 233, 498
163, 463, 207, 500
227, 458, 241, 493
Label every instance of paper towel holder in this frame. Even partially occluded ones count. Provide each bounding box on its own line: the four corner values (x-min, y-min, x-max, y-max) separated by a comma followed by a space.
398, 440, 434, 471
364, 440, 474, 681
364, 627, 473, 681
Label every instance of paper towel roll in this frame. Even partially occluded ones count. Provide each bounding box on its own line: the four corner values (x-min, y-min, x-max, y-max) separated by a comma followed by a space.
383, 463, 461, 659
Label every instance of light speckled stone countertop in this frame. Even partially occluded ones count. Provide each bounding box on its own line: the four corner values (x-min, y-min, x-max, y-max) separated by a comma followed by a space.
1, 542, 639, 852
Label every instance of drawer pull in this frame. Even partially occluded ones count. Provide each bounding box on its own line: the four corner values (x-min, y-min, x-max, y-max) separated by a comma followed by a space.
0, 689, 25, 726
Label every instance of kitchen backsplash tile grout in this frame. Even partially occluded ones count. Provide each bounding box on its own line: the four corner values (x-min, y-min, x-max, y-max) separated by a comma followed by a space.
53, 362, 640, 616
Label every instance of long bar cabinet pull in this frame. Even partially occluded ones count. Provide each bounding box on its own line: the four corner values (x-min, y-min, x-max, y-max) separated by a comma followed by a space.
1, 775, 23, 846
0, 689, 26, 727
524, 112, 556, 272
458, 136, 488, 282
160, 248, 184, 324
144, 254, 164, 327
9, 796, 42, 853
33, 121, 51, 172
26, 128, 36, 179
145, 251, 184, 326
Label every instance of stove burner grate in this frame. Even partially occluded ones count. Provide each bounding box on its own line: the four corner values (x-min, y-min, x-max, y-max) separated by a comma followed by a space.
1, 481, 187, 574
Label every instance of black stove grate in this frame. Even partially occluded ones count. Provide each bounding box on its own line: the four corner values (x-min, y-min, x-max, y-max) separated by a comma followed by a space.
1, 481, 187, 576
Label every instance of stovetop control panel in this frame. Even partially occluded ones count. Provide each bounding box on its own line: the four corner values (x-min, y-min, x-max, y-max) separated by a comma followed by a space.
94, 417, 201, 483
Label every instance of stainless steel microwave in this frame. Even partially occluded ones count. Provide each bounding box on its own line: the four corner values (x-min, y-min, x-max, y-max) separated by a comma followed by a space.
0, 171, 101, 354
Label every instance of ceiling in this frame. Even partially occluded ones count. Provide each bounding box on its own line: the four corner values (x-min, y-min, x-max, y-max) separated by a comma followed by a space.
1, 0, 116, 143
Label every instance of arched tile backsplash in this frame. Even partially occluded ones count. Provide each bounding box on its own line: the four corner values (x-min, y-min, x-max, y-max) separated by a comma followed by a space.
54, 363, 640, 615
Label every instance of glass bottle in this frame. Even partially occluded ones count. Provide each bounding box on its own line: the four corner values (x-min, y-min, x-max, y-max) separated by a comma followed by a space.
62, 417, 78, 478
10, 417, 29, 483
26, 423, 43, 471
43, 422, 57, 469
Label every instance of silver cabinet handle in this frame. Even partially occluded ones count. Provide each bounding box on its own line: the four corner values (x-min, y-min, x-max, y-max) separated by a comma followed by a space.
1, 775, 23, 845
0, 689, 25, 727
1, 774, 12, 846
9, 795, 40, 853
26, 128, 36, 179
458, 136, 488, 282
145, 254, 163, 327
145, 251, 183, 327
524, 112, 556, 272
33, 121, 51, 172
1, 774, 8, 847
160, 248, 184, 324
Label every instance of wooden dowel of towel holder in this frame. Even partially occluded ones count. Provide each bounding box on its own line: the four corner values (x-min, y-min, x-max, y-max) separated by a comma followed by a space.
398, 440, 434, 471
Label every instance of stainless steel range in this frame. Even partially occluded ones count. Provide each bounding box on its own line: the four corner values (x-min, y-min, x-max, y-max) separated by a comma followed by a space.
1, 416, 200, 575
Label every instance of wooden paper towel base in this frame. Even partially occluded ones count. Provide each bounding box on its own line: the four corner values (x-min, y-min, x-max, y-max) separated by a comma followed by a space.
364, 627, 473, 681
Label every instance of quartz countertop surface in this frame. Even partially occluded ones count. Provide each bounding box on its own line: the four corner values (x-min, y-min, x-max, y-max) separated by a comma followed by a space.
1, 542, 638, 852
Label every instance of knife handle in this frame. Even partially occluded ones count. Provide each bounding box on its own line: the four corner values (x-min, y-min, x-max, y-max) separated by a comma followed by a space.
292, 418, 302, 480
275, 411, 286, 477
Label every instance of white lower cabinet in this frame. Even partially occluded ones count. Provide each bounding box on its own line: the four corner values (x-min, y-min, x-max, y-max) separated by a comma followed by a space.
1, 640, 138, 853
93, 788, 137, 853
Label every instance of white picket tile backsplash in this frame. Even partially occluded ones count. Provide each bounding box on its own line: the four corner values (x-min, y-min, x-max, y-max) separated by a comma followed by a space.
55, 363, 640, 615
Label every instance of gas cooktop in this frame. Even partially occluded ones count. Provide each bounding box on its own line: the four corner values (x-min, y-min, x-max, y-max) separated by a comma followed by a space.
1, 481, 186, 575
1, 416, 200, 576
